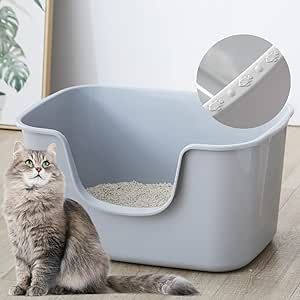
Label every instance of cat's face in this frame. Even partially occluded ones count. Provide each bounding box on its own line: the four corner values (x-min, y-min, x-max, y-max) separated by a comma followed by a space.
10, 142, 60, 188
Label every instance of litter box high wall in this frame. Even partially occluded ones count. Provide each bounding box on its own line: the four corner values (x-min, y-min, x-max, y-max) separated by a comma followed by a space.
17, 86, 293, 271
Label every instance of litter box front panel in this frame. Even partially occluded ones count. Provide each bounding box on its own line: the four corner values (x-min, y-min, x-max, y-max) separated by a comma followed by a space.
82, 129, 286, 271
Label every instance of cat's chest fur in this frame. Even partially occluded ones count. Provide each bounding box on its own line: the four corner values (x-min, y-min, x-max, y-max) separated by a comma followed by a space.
4, 191, 65, 262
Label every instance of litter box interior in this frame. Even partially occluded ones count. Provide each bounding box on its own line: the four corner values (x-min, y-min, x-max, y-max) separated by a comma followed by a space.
21, 86, 286, 206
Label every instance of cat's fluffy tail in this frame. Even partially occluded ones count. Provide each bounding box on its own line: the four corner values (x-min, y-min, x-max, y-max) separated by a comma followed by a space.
107, 274, 198, 295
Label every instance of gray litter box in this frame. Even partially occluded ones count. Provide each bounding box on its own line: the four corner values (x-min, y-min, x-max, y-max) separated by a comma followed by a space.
17, 85, 293, 271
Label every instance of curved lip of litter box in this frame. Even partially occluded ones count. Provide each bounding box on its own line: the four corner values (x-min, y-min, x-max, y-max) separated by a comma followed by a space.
201, 45, 284, 115
16, 85, 294, 217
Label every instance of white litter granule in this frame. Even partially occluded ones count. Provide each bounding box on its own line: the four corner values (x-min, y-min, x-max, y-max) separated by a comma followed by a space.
87, 181, 173, 208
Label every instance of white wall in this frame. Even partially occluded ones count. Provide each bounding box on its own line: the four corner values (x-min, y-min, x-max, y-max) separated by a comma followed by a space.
51, 0, 300, 124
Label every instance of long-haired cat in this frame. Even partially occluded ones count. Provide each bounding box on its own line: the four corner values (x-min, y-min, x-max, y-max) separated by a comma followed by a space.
2, 142, 198, 296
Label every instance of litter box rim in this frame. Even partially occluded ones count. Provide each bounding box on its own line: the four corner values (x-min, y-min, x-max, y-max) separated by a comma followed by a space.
17, 84, 294, 151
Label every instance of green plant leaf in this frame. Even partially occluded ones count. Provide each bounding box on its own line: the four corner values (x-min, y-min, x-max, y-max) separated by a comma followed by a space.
0, 6, 18, 39
0, 6, 19, 56
0, 36, 11, 57
0, 91, 5, 96
4, 41, 24, 58
33, 0, 44, 11
0, 5, 30, 92
0, 45, 30, 92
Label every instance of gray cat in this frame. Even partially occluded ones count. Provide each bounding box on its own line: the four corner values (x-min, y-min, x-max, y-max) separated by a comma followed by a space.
2, 142, 198, 296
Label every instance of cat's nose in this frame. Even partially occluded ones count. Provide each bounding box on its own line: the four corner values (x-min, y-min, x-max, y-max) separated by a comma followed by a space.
36, 167, 42, 173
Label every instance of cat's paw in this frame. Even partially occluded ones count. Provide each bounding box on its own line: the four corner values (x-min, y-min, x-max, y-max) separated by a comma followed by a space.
49, 286, 67, 295
8, 285, 26, 296
26, 286, 48, 296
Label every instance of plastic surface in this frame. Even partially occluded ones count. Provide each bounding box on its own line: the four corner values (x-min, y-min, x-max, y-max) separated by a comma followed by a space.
205, 46, 290, 128
197, 34, 272, 103
17, 85, 293, 271
196, 35, 291, 128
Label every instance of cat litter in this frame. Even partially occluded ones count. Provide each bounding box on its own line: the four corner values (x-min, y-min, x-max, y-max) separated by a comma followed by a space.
87, 181, 173, 208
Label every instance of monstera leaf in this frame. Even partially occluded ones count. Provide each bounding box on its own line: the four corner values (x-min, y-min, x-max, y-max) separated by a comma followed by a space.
0, 44, 30, 92
0, 6, 19, 56
0, 5, 30, 92
0, 6, 18, 39
0, 0, 42, 93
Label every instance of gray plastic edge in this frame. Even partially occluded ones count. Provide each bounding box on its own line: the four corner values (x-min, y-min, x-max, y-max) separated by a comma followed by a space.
16, 85, 294, 217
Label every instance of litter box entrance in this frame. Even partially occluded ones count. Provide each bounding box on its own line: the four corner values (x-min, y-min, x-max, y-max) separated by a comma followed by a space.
87, 181, 173, 208
196, 34, 291, 128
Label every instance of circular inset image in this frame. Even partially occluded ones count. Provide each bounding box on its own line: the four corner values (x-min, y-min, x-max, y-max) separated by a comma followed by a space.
196, 34, 291, 128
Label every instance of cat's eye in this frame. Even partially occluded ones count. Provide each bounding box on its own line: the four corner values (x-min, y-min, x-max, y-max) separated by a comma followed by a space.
42, 160, 50, 168
25, 159, 34, 168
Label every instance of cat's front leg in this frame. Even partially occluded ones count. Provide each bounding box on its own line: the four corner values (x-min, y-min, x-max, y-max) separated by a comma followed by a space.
26, 257, 60, 296
8, 257, 31, 296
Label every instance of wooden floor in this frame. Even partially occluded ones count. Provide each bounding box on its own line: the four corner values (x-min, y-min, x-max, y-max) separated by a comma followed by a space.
1, 128, 300, 299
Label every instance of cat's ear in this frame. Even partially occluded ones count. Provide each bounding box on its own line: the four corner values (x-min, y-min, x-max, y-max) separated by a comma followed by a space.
13, 141, 25, 158
47, 143, 57, 158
